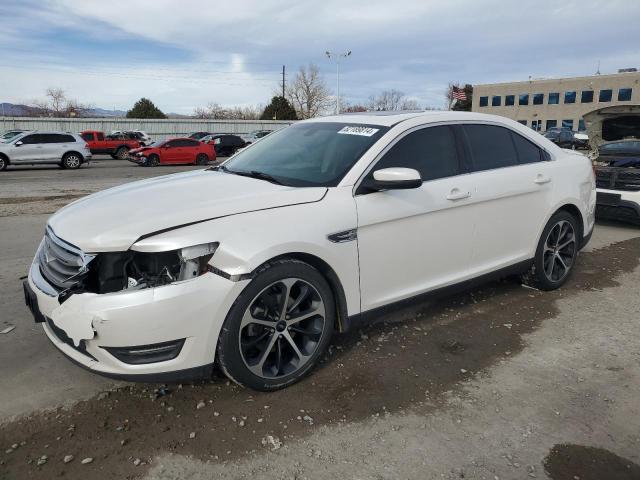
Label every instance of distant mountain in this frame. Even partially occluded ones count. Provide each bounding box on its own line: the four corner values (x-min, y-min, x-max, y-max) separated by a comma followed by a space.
0, 103, 43, 116
86, 107, 128, 117
0, 102, 127, 118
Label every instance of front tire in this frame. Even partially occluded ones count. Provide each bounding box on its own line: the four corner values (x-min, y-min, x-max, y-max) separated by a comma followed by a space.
217, 259, 335, 391
146, 154, 159, 167
61, 153, 82, 169
0, 156, 7, 171
522, 211, 579, 291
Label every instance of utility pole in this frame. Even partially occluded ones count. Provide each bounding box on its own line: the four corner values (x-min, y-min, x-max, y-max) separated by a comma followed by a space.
325, 50, 351, 114
281, 65, 286, 99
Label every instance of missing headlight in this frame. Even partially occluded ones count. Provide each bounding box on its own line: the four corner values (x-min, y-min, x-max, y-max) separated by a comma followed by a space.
85, 243, 219, 294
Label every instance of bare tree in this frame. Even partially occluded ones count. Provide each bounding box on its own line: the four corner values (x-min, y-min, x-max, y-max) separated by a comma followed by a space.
193, 102, 262, 120
400, 98, 421, 110
31, 88, 92, 117
286, 64, 332, 119
46, 87, 67, 116
367, 89, 410, 111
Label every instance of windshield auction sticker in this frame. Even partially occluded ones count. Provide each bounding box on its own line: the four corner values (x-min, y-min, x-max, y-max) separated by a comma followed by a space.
337, 126, 380, 137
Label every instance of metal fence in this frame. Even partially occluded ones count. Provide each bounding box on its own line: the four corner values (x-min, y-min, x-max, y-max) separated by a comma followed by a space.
0, 117, 294, 140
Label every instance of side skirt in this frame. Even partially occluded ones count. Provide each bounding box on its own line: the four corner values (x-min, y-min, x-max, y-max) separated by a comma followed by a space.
344, 259, 533, 331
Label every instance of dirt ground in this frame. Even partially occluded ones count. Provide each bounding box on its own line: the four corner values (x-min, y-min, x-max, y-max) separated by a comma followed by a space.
2, 234, 640, 480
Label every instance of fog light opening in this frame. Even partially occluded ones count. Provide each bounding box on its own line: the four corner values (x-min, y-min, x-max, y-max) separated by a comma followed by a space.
104, 339, 185, 365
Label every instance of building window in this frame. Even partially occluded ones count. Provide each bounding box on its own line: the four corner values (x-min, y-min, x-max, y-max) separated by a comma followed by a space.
599, 89, 612, 102
548, 93, 559, 105
531, 120, 542, 131
562, 119, 574, 130
581, 90, 594, 103
492, 95, 501, 106
546, 120, 557, 130
479, 96, 488, 107
564, 91, 577, 104
533, 93, 544, 105
505, 95, 515, 106
517, 120, 527, 126
519, 94, 529, 105
578, 119, 585, 131
618, 88, 632, 101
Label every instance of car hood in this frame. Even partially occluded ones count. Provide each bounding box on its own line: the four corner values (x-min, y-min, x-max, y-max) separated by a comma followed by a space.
48, 170, 327, 252
129, 146, 153, 154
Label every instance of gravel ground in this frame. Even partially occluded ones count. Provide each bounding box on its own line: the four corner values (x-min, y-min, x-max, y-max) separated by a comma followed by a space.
1, 162, 639, 480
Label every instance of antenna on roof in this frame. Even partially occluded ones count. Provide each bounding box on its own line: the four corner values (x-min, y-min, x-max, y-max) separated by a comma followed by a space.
596, 60, 601, 75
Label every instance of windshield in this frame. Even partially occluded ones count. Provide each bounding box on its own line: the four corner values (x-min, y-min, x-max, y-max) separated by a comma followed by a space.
1, 131, 23, 141
223, 122, 389, 187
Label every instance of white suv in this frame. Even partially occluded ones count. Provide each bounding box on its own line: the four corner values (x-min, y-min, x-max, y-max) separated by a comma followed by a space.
24, 112, 596, 390
0, 131, 91, 170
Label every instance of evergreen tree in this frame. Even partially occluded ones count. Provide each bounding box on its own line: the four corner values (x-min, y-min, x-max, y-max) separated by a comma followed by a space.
126, 98, 167, 119
260, 96, 297, 120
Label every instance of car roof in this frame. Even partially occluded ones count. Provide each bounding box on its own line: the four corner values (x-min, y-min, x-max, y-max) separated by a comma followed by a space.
303, 110, 520, 127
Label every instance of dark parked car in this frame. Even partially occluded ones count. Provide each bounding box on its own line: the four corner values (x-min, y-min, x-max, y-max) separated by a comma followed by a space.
544, 128, 579, 149
596, 140, 640, 167
202, 134, 247, 156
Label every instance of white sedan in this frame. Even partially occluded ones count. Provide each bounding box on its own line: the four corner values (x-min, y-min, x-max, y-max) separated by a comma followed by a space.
24, 111, 596, 391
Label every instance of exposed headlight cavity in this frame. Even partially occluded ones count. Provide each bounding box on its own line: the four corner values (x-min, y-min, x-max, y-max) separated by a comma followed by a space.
86, 243, 218, 294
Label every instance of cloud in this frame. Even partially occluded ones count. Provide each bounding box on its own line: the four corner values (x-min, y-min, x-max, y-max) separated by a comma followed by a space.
1, 0, 639, 113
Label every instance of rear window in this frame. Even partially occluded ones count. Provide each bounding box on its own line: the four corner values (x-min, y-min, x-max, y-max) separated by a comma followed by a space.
511, 133, 543, 164
462, 125, 519, 172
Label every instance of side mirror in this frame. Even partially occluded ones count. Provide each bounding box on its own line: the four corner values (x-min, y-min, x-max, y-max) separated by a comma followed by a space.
15, 141, 23, 146
361, 167, 422, 192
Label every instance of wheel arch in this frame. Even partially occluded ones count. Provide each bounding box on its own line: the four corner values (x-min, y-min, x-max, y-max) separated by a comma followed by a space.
556, 203, 584, 243
0, 152, 9, 164
63, 151, 85, 162
249, 252, 351, 333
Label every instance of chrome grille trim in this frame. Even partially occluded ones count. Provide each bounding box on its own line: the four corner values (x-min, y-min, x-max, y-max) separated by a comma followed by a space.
37, 226, 95, 292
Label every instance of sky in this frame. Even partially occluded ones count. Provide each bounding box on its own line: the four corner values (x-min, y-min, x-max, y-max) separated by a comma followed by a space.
1, 0, 639, 114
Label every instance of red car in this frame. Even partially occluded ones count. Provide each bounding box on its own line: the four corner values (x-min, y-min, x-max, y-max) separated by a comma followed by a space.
128, 138, 216, 167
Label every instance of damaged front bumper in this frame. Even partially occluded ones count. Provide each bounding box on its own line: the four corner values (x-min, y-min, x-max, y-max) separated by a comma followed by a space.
26, 260, 249, 381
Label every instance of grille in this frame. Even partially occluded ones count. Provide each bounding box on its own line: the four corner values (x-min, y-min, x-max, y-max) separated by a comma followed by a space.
595, 167, 640, 191
38, 227, 94, 291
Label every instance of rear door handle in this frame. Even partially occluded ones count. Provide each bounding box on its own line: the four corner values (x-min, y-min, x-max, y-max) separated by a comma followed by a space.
446, 189, 471, 201
534, 174, 551, 184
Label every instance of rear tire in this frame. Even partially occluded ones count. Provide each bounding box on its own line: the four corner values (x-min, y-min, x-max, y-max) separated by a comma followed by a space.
196, 153, 209, 165
146, 154, 160, 167
521, 211, 579, 291
115, 147, 129, 160
217, 258, 335, 391
61, 153, 82, 169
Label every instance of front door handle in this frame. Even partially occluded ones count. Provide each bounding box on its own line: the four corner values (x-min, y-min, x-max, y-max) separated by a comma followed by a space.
446, 189, 471, 201
534, 174, 551, 184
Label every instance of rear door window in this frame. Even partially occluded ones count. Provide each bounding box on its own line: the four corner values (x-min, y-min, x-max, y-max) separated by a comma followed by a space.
81, 132, 94, 141
97, 133, 104, 141
462, 125, 519, 172
374, 125, 461, 182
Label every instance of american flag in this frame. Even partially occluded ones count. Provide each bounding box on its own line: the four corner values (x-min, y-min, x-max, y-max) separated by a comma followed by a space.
451, 86, 467, 101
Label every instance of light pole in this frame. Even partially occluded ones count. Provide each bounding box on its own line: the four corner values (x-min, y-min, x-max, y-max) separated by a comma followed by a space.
325, 50, 351, 114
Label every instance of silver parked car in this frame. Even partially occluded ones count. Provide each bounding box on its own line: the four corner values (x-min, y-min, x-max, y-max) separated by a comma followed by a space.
0, 131, 92, 171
